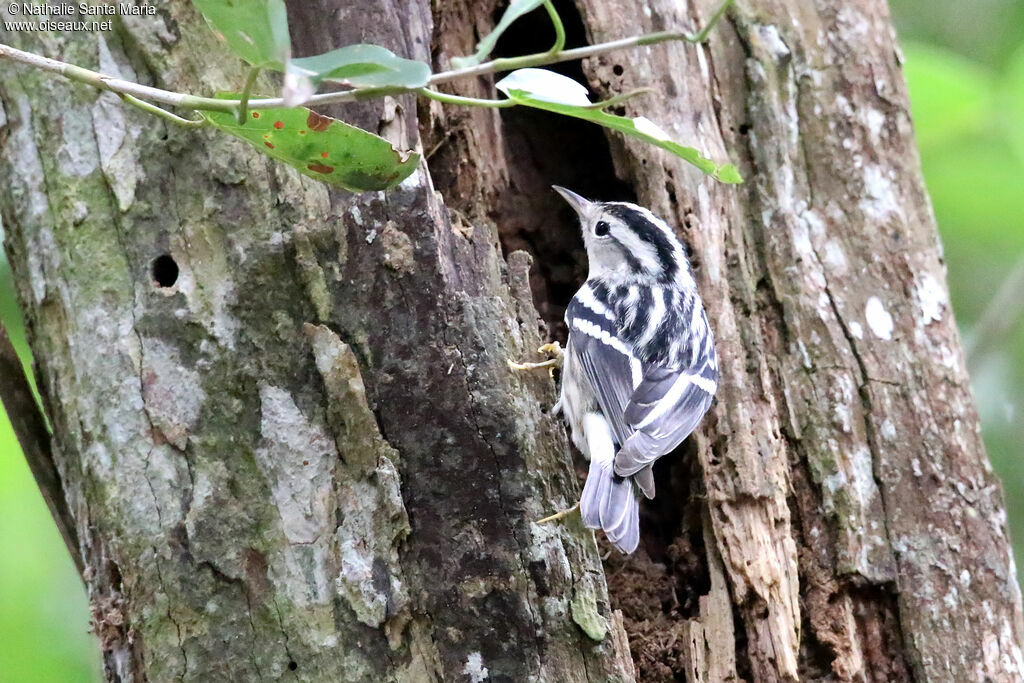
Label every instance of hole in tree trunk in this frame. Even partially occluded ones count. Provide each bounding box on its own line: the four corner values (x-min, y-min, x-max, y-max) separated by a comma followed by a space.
151, 254, 179, 288
427, 1, 729, 676
489, 3, 714, 680
491, 0, 634, 340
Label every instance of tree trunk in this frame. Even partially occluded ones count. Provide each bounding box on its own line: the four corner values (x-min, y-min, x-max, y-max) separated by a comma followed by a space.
1, 1, 1021, 682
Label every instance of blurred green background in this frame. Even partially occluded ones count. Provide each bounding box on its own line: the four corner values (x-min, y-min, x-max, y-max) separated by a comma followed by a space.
2, 1, 1024, 679
0, 262, 101, 678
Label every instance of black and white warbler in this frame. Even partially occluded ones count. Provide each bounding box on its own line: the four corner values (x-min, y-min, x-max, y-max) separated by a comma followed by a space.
550, 186, 718, 554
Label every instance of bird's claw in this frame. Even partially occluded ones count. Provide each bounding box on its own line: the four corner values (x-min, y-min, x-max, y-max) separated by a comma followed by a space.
536, 502, 579, 525
537, 341, 563, 358
508, 341, 563, 374
506, 358, 559, 371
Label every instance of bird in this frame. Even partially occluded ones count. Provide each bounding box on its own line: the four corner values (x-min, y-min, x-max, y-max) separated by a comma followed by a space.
521, 186, 719, 554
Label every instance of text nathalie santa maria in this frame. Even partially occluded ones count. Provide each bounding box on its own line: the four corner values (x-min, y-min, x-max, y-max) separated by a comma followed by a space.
12, 4, 156, 16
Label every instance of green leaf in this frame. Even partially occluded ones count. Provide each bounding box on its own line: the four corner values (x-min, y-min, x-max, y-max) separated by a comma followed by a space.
535, 95, 742, 183
192, 0, 290, 68
496, 70, 741, 183
203, 98, 420, 192
290, 45, 431, 89
451, 0, 547, 68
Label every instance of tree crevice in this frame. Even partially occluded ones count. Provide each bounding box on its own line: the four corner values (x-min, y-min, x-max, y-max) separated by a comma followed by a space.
2, 0, 1022, 681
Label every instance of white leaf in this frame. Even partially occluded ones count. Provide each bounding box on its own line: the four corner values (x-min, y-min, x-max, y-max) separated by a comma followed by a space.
495, 68, 591, 106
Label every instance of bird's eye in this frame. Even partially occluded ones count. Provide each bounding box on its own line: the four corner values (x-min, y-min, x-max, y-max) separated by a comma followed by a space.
594, 220, 610, 237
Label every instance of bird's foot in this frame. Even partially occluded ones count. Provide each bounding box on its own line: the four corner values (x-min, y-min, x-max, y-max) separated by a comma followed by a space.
507, 341, 563, 374
536, 501, 579, 525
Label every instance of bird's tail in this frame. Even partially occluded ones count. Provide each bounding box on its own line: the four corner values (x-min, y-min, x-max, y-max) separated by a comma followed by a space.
580, 456, 640, 554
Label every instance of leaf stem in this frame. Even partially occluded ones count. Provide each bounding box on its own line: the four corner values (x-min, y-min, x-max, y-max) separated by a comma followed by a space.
583, 87, 653, 110
694, 0, 736, 42
418, 88, 516, 108
119, 94, 207, 127
0, 0, 734, 112
431, 0, 734, 84
237, 66, 262, 124
543, 0, 566, 55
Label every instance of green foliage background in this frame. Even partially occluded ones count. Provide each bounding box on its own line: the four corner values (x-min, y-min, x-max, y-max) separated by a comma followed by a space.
0, 275, 101, 678
1, 2, 1023, 678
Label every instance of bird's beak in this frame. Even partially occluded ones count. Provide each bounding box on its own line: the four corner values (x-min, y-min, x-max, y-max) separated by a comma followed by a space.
552, 185, 591, 218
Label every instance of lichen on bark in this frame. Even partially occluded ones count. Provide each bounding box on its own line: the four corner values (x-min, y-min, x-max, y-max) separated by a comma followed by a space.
1, 0, 1022, 681
1, 1, 633, 681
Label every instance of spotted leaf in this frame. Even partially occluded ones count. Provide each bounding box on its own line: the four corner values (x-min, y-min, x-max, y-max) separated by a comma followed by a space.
203, 100, 420, 192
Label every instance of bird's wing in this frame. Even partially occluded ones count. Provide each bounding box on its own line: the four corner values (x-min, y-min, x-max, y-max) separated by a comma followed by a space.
567, 302, 657, 502
613, 349, 717, 476
565, 294, 641, 447
566, 285, 718, 487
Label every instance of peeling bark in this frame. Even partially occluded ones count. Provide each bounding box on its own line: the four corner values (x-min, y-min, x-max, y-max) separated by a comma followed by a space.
0, 2, 631, 681
569, 0, 1024, 680
0, 0, 1021, 682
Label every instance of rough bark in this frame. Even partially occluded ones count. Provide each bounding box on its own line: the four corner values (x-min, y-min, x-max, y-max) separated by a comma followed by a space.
0, 1, 1021, 682
0, 2, 632, 681
568, 0, 1024, 680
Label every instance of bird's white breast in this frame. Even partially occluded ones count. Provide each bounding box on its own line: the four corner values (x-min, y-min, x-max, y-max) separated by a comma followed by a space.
559, 338, 594, 460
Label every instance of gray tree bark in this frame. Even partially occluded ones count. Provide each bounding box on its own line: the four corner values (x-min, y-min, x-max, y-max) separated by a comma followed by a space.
0, 0, 1021, 682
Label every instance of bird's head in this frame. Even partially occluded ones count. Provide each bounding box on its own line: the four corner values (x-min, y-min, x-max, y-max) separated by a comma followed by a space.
553, 186, 692, 287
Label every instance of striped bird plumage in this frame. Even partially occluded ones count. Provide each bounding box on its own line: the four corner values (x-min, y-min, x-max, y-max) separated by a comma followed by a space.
552, 188, 718, 554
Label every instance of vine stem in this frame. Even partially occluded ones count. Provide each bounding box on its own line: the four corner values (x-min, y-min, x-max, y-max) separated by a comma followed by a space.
542, 0, 566, 55
0, 42, 238, 113
237, 66, 262, 123
118, 94, 207, 127
0, 0, 733, 115
418, 88, 516, 108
